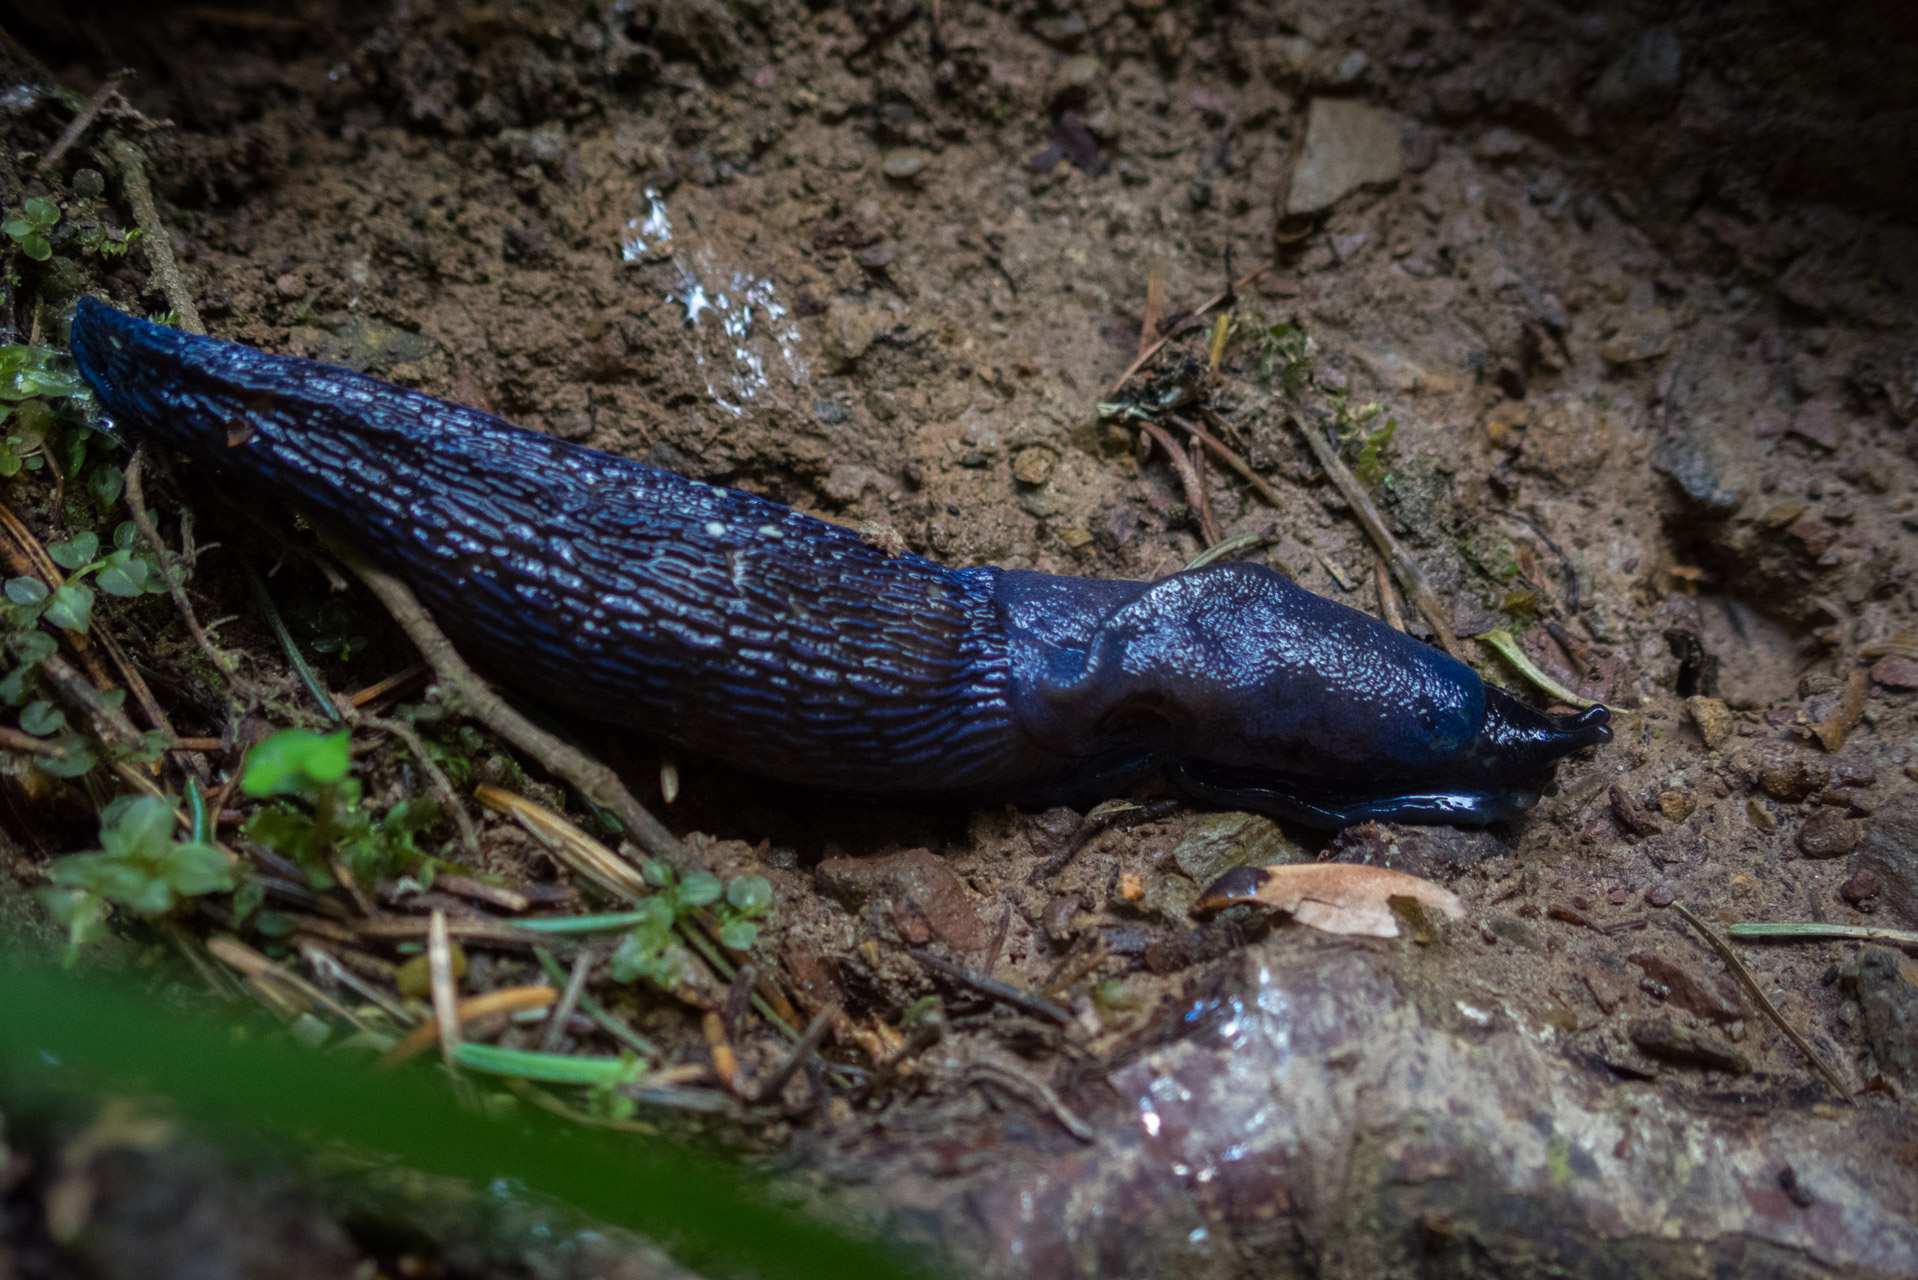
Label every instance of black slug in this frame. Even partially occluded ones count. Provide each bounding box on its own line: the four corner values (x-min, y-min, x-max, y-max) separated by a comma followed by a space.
69, 297, 1609, 829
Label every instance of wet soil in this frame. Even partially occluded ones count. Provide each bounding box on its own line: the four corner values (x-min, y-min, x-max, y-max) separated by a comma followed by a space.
3, 0, 1918, 1276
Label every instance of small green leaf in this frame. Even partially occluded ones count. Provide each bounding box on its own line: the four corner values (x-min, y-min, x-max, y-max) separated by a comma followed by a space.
88, 464, 124, 506
18, 699, 63, 735
242, 727, 352, 797
22, 197, 59, 228
38, 734, 95, 777
677, 871, 722, 908
47, 531, 98, 569
1, 218, 27, 240
5, 576, 47, 605
725, 874, 772, 916
717, 918, 758, 951
41, 583, 93, 632
10, 632, 56, 663
0, 666, 34, 706
113, 520, 140, 551
20, 235, 49, 262
95, 564, 141, 597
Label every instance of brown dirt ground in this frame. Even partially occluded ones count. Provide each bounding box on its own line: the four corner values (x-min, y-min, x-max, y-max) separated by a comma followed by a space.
2, 0, 1917, 1276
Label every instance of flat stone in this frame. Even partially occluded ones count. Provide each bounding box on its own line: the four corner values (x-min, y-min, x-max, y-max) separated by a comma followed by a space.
1600, 308, 1672, 364
816, 848, 986, 956
822, 464, 878, 502
1870, 656, 1918, 690
1330, 822, 1503, 882
1853, 946, 1918, 1090
1628, 952, 1747, 1025
1686, 695, 1734, 749
1286, 98, 1402, 215
1629, 1017, 1750, 1074
1757, 746, 1829, 802
1011, 446, 1056, 486
879, 148, 929, 179
1789, 399, 1844, 450
1848, 793, 1918, 929
1590, 24, 1682, 114
1609, 784, 1662, 837
1172, 812, 1305, 885
1798, 807, 1863, 859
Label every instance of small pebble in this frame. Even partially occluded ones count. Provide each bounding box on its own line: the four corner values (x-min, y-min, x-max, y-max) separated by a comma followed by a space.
1011, 446, 1056, 486
879, 149, 928, 180
1646, 884, 1674, 908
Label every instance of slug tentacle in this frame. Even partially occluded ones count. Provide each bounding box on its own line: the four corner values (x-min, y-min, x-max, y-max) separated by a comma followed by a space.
69, 297, 1609, 830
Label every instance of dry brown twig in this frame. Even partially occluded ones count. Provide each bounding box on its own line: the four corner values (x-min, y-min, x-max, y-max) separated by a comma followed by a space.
1283, 401, 1466, 663
1108, 258, 1274, 396
40, 72, 126, 173
1168, 412, 1282, 507
336, 699, 482, 857
103, 132, 203, 335
315, 529, 704, 876
1138, 420, 1221, 546
123, 446, 237, 687
1670, 902, 1853, 1103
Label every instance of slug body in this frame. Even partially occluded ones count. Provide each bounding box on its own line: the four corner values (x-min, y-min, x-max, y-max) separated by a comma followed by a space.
70, 298, 1609, 829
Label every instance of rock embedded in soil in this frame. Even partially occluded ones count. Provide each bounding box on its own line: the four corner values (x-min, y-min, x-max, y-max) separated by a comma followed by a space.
1852, 946, 1918, 1089
1285, 98, 1402, 215
1789, 399, 1845, 450
1599, 307, 1673, 364
1847, 793, 1918, 929
1011, 446, 1056, 486
1685, 695, 1734, 748
1870, 655, 1918, 690
1628, 1016, 1752, 1074
1798, 806, 1863, 858
1756, 745, 1830, 802
815, 848, 987, 956
1628, 952, 1747, 1024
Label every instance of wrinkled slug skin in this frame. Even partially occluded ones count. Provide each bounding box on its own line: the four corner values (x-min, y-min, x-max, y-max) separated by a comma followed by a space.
70, 298, 1609, 828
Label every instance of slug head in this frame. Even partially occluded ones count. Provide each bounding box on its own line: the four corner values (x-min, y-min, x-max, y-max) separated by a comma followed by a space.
1070, 564, 1612, 829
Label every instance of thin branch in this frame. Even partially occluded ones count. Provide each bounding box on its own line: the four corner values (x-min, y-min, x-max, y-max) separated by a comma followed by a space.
1671, 902, 1852, 1103
40, 72, 125, 173
317, 530, 702, 875
1285, 403, 1465, 662
1375, 559, 1406, 632
910, 949, 1072, 1026
124, 446, 235, 685
755, 1005, 836, 1105
340, 702, 482, 857
1139, 420, 1220, 547
538, 949, 594, 1054
103, 132, 203, 335
1108, 258, 1273, 395
1168, 413, 1282, 507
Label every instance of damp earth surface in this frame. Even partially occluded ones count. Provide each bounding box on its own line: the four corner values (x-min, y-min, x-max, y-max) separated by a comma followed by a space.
2, 0, 1918, 1276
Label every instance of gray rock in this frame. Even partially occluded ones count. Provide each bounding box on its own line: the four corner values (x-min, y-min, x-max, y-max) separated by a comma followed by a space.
1286, 98, 1402, 216
1590, 25, 1682, 115
1853, 946, 1918, 1090
1848, 793, 1918, 929
1629, 1016, 1751, 1074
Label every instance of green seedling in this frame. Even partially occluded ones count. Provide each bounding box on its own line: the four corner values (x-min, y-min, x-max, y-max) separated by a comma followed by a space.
610, 865, 774, 990
2, 197, 60, 262
42, 794, 234, 961
242, 727, 439, 889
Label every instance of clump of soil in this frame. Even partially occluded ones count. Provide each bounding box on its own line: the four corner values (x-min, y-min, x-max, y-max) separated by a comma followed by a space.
2, 0, 1917, 1276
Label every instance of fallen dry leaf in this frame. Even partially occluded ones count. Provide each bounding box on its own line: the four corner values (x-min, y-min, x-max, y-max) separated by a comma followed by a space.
1193, 863, 1464, 939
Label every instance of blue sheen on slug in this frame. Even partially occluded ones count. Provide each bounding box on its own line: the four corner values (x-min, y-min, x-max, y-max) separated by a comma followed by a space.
68, 298, 1610, 829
